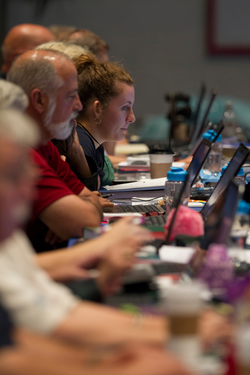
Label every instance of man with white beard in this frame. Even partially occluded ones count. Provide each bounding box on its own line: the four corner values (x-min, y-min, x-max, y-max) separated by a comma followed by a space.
7, 49, 112, 252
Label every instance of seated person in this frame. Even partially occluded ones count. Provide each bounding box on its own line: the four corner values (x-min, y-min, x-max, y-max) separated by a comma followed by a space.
0, 109, 229, 373
0, 107, 167, 349
36, 41, 101, 190
73, 54, 135, 186
7, 49, 114, 252
0, 82, 151, 300
67, 27, 109, 63
1, 23, 54, 79
0, 321, 192, 375
67, 28, 126, 170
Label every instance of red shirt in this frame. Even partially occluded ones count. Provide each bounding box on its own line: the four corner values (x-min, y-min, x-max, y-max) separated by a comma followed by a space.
31, 141, 84, 220
27, 141, 84, 253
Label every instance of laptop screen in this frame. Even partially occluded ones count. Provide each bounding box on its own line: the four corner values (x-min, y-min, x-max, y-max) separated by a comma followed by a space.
189, 90, 216, 151
200, 180, 238, 250
165, 171, 190, 244
187, 138, 212, 186
201, 143, 250, 219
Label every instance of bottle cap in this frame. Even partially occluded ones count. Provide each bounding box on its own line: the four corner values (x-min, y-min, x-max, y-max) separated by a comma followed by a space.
202, 129, 217, 142
221, 163, 243, 177
167, 167, 187, 181
225, 100, 233, 111
237, 199, 250, 214
202, 131, 213, 142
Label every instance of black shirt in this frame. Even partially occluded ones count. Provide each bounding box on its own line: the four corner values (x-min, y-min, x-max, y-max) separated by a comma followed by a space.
0, 302, 13, 348
76, 125, 105, 184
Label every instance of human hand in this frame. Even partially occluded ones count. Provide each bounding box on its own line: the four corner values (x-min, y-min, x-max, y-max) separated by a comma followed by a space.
102, 216, 153, 249
98, 196, 115, 208
96, 244, 136, 295
95, 218, 153, 295
47, 253, 103, 282
199, 307, 234, 350
92, 191, 114, 207
45, 229, 65, 246
87, 345, 195, 375
181, 156, 193, 169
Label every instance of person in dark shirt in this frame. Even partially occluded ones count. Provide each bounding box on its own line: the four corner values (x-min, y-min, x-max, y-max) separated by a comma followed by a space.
74, 54, 136, 186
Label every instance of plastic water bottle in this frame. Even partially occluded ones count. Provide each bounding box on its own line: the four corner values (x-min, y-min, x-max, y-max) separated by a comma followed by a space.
221, 163, 245, 185
165, 167, 190, 215
203, 130, 223, 172
222, 101, 240, 142
230, 199, 250, 248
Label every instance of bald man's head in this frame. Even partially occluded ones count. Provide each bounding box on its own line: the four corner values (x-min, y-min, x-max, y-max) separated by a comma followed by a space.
1, 23, 54, 73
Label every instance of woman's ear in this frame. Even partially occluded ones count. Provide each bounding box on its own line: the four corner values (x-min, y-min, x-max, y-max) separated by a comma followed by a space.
30, 89, 49, 114
93, 100, 102, 118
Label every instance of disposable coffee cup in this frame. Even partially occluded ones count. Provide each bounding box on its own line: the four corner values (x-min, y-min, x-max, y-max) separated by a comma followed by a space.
149, 149, 173, 179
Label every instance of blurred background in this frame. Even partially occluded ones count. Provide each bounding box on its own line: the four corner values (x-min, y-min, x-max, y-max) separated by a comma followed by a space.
1, 0, 250, 132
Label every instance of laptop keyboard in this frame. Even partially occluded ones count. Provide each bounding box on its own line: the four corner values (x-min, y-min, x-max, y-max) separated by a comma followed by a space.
145, 215, 167, 226
104, 204, 165, 215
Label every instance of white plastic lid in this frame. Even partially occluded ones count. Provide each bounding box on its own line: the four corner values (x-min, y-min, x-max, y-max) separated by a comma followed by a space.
165, 282, 204, 315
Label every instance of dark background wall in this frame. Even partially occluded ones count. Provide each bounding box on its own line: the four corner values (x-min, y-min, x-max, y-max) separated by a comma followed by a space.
1, 0, 250, 117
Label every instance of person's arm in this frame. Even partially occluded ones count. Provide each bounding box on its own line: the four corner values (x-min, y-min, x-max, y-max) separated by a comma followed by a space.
52, 300, 167, 347
0, 337, 194, 375
37, 217, 153, 273
79, 186, 114, 208
39, 194, 103, 240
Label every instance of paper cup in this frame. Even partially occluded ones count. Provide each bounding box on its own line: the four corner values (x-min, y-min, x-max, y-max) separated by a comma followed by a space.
149, 149, 173, 179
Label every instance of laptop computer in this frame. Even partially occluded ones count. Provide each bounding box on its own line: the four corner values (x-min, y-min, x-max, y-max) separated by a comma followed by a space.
188, 89, 217, 152
103, 203, 166, 216
145, 143, 246, 231
200, 143, 250, 219
191, 83, 206, 134
199, 179, 239, 250
188, 120, 224, 187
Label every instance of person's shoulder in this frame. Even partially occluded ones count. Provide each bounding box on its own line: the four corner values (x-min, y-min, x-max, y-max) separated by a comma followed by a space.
76, 125, 95, 154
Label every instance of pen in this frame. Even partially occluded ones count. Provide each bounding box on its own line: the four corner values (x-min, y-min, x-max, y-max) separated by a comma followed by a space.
101, 193, 114, 199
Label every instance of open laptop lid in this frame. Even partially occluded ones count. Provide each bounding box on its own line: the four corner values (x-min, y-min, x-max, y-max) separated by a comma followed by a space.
188, 90, 217, 151
200, 143, 250, 219
200, 180, 239, 250
187, 138, 212, 186
192, 83, 206, 131
187, 120, 225, 186
191, 119, 224, 156
165, 171, 191, 245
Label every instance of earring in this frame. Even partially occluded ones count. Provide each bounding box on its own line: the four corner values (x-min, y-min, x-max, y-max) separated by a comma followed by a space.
94, 118, 102, 125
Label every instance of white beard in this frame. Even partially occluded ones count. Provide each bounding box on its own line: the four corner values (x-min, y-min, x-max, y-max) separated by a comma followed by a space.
44, 97, 77, 140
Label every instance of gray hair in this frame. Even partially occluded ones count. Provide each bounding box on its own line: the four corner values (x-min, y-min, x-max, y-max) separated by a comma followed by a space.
0, 79, 29, 111
36, 41, 89, 60
6, 50, 71, 97
0, 109, 39, 147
